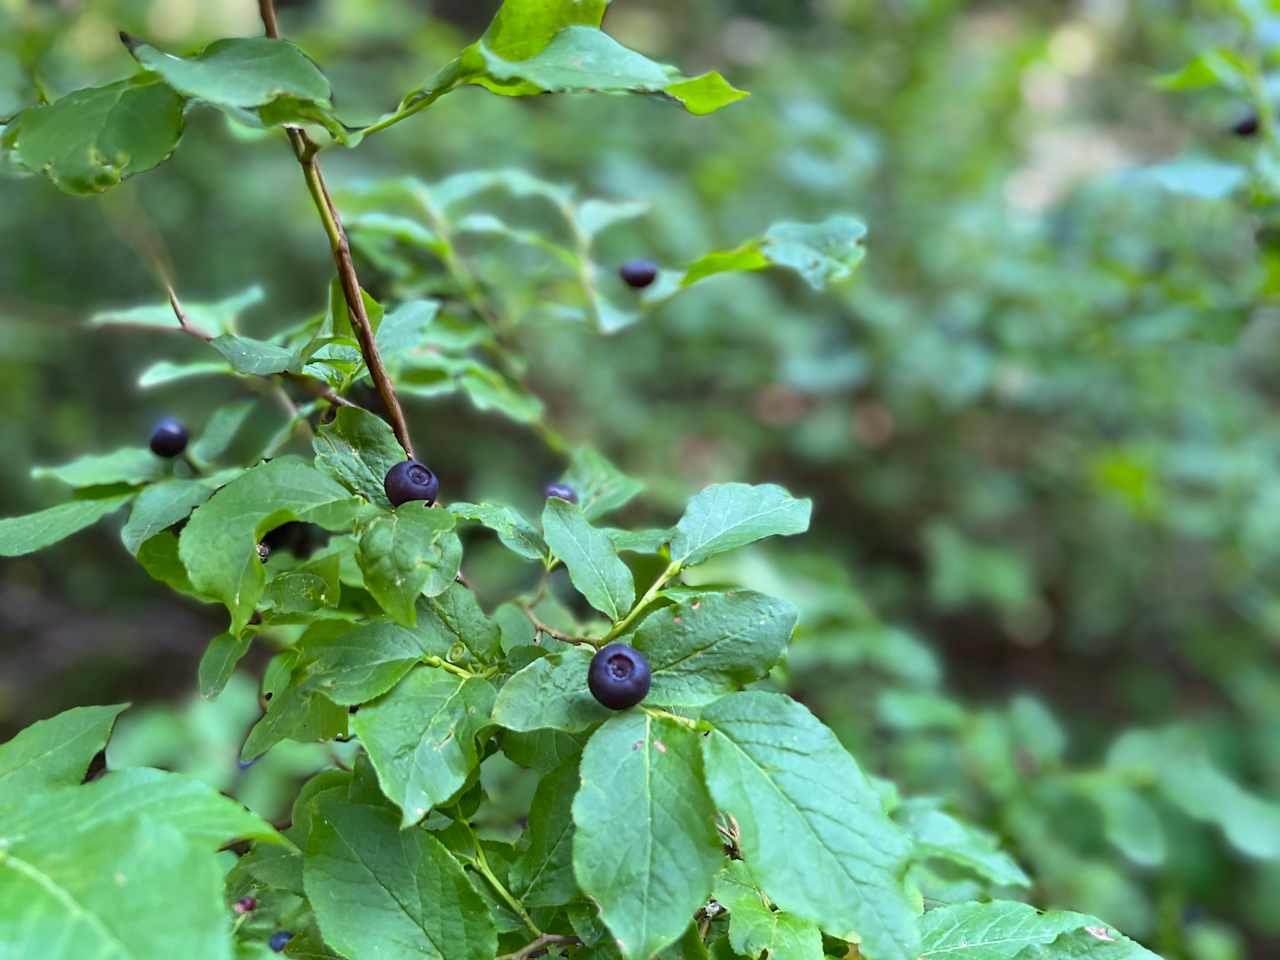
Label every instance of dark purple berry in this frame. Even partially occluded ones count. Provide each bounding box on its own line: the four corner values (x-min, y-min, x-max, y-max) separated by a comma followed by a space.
545, 482, 578, 503
1233, 113, 1260, 137
619, 259, 659, 289
149, 417, 189, 458
384, 460, 439, 507
234, 896, 257, 914
269, 931, 293, 952
588, 643, 651, 710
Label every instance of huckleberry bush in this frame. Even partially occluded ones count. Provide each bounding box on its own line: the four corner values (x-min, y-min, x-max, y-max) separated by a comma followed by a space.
0, 2, 1174, 959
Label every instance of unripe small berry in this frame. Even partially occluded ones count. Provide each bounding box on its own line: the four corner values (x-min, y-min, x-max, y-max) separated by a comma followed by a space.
233, 896, 256, 914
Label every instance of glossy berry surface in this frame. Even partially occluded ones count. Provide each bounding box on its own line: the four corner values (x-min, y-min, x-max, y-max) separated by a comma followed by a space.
619, 259, 659, 289
384, 459, 439, 507
269, 932, 293, 952
149, 417, 189, 458
545, 482, 578, 503
587, 643, 651, 710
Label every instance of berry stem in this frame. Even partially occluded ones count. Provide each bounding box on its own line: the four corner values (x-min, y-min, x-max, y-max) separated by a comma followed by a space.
421, 655, 492, 680
519, 604, 594, 647
458, 817, 542, 938
601, 559, 681, 643
258, 0, 415, 460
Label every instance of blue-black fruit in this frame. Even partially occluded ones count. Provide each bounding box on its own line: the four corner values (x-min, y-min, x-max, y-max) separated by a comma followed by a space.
545, 482, 578, 503
588, 643, 651, 710
269, 931, 293, 952
149, 417, 189, 458
619, 259, 659, 289
1234, 112, 1260, 137
384, 460, 439, 507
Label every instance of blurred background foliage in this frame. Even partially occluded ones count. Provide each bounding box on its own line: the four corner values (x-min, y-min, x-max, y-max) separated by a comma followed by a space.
2, 0, 1280, 957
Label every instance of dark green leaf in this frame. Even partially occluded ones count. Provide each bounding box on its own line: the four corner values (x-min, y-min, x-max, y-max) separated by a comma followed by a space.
633, 591, 797, 706
543, 499, 634, 621
670, 483, 812, 568
304, 795, 497, 960
122, 479, 213, 554
701, 692, 917, 960
510, 754, 581, 908
450, 501, 548, 561
492, 646, 610, 733
351, 666, 495, 827
573, 711, 723, 960
2, 77, 185, 194
179, 457, 358, 634
0, 491, 135, 558
357, 506, 458, 625
314, 406, 407, 507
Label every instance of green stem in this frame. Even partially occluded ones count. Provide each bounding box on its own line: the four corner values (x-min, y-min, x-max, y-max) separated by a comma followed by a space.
459, 819, 541, 937
602, 560, 681, 643
421, 655, 490, 680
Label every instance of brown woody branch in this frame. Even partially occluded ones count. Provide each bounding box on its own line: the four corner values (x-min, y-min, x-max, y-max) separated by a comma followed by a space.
258, 0, 415, 459
497, 934, 580, 960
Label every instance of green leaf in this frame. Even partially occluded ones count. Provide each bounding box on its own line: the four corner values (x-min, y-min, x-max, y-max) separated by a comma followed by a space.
670, 483, 812, 568
313, 406, 407, 507
633, 591, 797, 706
0, 818, 228, 960
242, 657, 349, 760
179, 457, 358, 634
198, 631, 251, 700
682, 216, 867, 290
665, 72, 750, 115
1089, 783, 1167, 869
304, 795, 497, 960
573, 711, 723, 960
264, 554, 342, 615
918, 901, 1158, 960
714, 860, 824, 960
492, 646, 611, 733
510, 754, 580, 908
2, 77, 185, 194
377, 299, 440, 359
122, 479, 214, 554
351, 666, 495, 827
32, 447, 164, 488
449, 501, 547, 561
459, 362, 546, 424
137, 360, 234, 389
1108, 727, 1280, 859
128, 36, 341, 136
0, 766, 282, 849
543, 499, 634, 621
896, 798, 1031, 888
701, 692, 917, 960
302, 617, 447, 706
137, 530, 204, 598
191, 399, 256, 463
210, 333, 298, 375
562, 447, 644, 521
0, 704, 127, 792
0, 491, 135, 558
357, 506, 459, 625
92, 286, 263, 338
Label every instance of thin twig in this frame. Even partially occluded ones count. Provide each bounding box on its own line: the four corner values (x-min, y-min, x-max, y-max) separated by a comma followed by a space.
258, 0, 416, 459
497, 934, 581, 960
519, 604, 594, 647
283, 372, 358, 409
166, 287, 216, 342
